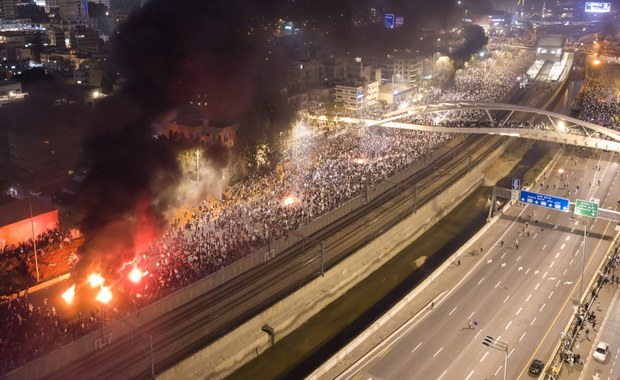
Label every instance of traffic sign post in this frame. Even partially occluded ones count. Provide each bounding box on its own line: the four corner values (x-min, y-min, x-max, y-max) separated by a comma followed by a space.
511, 178, 521, 201
574, 199, 599, 218
519, 190, 569, 212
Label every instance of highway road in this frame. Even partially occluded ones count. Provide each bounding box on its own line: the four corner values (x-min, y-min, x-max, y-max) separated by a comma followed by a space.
338, 146, 620, 379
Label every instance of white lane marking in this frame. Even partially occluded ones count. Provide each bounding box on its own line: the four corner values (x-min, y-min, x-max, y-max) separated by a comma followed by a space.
563, 268, 568, 276
464, 370, 475, 380
504, 296, 510, 304
561, 243, 566, 250
535, 282, 541, 290
495, 366, 503, 376
474, 330, 481, 339
546, 214, 550, 220
543, 272, 548, 279
438, 370, 447, 380
531, 317, 537, 326
526, 294, 532, 302
480, 352, 489, 362
542, 244, 547, 250
516, 307, 523, 315
516, 255, 521, 262
468, 311, 475, 319
549, 261, 555, 269
540, 303, 546, 312
533, 234, 537, 239
555, 252, 560, 259
508, 347, 515, 358
556, 279, 561, 287
477, 277, 485, 285
525, 268, 531, 275
495, 281, 501, 289
548, 291, 554, 299
565, 235, 570, 241
449, 306, 458, 316
519, 331, 527, 342
569, 258, 574, 266
433, 347, 444, 358
501, 252, 506, 259
505, 320, 512, 330
411, 342, 422, 353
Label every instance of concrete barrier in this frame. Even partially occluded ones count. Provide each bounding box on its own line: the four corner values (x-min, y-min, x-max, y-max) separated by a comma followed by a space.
158, 137, 510, 379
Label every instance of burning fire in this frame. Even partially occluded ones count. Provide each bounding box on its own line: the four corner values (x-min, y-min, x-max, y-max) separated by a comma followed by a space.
282, 195, 301, 207
87, 273, 105, 288
129, 266, 143, 284
61, 285, 75, 304
96, 286, 113, 304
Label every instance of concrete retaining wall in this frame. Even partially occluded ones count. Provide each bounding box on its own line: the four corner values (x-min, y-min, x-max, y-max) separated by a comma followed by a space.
158, 137, 511, 379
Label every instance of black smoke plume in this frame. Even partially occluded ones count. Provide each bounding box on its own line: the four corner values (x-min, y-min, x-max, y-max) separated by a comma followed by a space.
450, 24, 489, 70
75, 0, 277, 281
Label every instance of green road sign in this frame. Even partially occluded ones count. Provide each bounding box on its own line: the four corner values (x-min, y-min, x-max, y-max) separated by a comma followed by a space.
575, 199, 599, 218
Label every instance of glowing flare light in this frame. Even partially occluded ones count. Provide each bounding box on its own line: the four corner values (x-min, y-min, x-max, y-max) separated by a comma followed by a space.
61, 285, 75, 304
87, 273, 105, 288
129, 267, 143, 284
96, 286, 113, 304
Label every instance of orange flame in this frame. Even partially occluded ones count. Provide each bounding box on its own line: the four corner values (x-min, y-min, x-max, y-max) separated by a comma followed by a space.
96, 286, 113, 304
61, 285, 75, 304
87, 273, 105, 288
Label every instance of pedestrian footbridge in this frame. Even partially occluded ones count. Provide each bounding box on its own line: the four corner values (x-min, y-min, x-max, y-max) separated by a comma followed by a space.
344, 101, 620, 152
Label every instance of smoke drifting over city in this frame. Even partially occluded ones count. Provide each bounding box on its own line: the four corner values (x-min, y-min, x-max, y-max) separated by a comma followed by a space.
74, 0, 278, 280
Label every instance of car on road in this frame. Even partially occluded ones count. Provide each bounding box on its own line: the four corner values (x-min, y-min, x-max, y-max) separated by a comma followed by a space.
528, 359, 544, 375
594, 342, 609, 362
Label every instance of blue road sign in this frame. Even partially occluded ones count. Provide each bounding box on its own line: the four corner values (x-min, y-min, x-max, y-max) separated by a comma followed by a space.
519, 190, 569, 212
512, 178, 521, 191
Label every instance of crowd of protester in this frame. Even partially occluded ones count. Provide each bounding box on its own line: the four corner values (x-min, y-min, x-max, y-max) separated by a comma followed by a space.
579, 74, 620, 130
0, 44, 535, 373
1, 227, 79, 293
5, 43, 619, 373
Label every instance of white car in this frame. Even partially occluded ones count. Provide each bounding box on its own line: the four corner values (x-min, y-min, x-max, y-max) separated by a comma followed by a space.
593, 342, 609, 362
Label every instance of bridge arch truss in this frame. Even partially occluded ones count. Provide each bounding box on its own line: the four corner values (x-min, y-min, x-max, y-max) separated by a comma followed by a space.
365, 101, 620, 152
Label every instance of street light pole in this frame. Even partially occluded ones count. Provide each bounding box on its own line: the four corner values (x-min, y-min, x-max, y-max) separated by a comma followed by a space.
196, 149, 200, 182
580, 220, 586, 302
483, 336, 509, 380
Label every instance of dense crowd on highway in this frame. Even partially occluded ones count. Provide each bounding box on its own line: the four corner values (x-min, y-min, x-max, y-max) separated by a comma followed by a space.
579, 74, 620, 130
4, 45, 620, 373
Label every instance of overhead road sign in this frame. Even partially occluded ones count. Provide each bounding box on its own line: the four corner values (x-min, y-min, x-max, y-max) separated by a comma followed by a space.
520, 190, 569, 212
574, 199, 599, 218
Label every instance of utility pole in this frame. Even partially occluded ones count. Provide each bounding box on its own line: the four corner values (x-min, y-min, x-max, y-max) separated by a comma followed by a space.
150, 335, 155, 379
29, 198, 40, 282
320, 240, 325, 277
